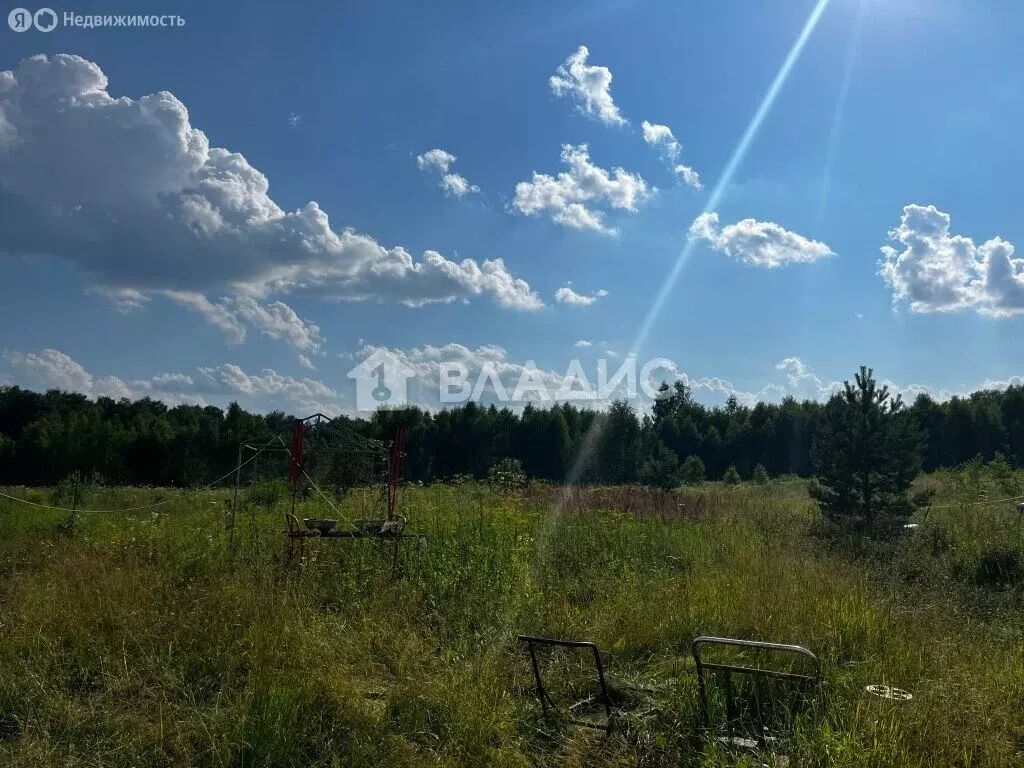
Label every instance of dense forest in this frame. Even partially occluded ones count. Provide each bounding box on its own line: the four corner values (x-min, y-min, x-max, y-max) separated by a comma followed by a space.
1, 378, 1024, 487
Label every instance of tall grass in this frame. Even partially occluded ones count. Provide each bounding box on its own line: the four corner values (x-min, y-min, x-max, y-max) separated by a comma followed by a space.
0, 476, 1023, 766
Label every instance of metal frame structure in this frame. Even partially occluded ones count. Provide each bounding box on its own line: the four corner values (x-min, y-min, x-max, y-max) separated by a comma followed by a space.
516, 635, 613, 734
228, 413, 387, 551
691, 636, 820, 752
267, 419, 426, 574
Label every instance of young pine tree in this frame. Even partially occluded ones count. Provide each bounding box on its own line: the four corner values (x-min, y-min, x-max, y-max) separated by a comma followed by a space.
751, 463, 770, 485
810, 366, 924, 525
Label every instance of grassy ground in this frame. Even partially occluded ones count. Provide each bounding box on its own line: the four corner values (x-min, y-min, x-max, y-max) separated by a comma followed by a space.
1, 470, 1024, 767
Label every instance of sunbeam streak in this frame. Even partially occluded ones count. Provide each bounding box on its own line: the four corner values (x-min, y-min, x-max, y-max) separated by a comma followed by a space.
560, 0, 835, 494
819, 0, 868, 223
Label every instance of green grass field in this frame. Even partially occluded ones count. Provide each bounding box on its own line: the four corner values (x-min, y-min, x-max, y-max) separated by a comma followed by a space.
2, 469, 1024, 767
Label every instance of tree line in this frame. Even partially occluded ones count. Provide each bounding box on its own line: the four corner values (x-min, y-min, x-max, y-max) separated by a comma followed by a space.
2, 372, 1024, 488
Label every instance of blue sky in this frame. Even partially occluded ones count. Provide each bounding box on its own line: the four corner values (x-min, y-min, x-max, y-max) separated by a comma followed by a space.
1, 0, 1023, 416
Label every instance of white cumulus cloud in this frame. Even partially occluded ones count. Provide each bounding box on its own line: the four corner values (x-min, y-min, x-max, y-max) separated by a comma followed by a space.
660, 357, 1005, 408
513, 144, 651, 235
416, 147, 480, 198
91, 286, 151, 312
165, 293, 326, 352
4, 348, 205, 405
416, 149, 456, 173
439, 173, 479, 198
673, 165, 702, 190
1, 349, 354, 414
689, 212, 835, 268
775, 357, 843, 401
641, 120, 702, 190
550, 45, 628, 126
165, 291, 248, 345
0, 55, 537, 312
879, 204, 1024, 317
768, 357, 1017, 405
198, 363, 338, 401
555, 286, 608, 306
641, 121, 680, 160
359, 343, 561, 408
232, 297, 324, 352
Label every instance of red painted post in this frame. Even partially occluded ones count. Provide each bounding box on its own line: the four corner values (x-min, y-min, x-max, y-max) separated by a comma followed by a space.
387, 425, 407, 520
287, 419, 304, 483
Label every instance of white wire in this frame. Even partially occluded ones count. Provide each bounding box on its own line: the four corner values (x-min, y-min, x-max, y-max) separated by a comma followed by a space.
0, 447, 266, 515
302, 469, 355, 527
274, 434, 355, 527
931, 492, 1024, 511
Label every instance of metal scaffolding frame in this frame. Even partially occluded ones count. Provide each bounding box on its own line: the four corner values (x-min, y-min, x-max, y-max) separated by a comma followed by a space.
228, 413, 387, 551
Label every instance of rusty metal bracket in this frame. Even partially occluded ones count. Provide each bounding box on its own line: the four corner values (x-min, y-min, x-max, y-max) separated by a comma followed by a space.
516, 635, 613, 734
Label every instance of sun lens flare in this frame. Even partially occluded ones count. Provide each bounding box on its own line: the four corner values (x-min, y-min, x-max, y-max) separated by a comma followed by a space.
560, 0, 835, 494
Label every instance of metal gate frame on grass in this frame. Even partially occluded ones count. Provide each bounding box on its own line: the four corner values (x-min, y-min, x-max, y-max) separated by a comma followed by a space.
517, 635, 613, 734
691, 636, 821, 752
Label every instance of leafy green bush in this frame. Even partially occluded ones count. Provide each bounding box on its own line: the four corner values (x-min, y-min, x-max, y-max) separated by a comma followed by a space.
988, 452, 1018, 495
52, 470, 104, 508
973, 547, 1024, 590
638, 440, 679, 490
956, 455, 986, 501
679, 455, 705, 486
487, 458, 526, 491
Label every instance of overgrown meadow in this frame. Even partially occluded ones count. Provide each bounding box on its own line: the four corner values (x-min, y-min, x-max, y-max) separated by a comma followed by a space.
2, 464, 1024, 767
